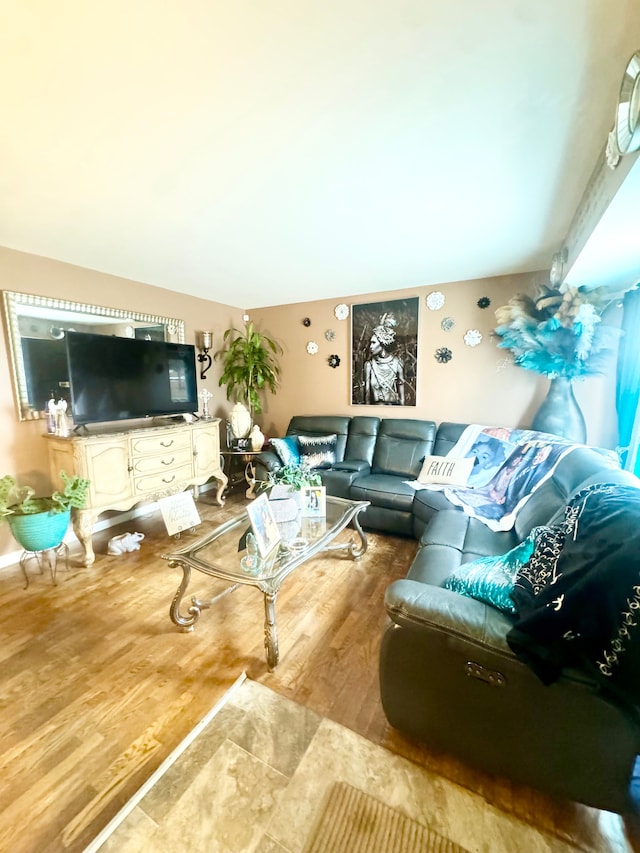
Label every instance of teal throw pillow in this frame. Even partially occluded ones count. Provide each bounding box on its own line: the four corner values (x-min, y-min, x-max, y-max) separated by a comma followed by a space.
271, 436, 300, 466
444, 530, 540, 614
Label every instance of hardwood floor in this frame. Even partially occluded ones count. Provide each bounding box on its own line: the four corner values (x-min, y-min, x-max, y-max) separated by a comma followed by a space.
0, 489, 638, 852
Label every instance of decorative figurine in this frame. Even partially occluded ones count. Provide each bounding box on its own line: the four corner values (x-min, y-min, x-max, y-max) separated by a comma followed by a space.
199, 388, 213, 419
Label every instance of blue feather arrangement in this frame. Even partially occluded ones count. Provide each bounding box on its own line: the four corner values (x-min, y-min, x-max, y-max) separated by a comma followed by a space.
494, 286, 618, 379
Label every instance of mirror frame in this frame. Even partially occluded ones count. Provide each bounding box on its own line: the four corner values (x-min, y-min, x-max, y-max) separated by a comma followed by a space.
2, 290, 185, 421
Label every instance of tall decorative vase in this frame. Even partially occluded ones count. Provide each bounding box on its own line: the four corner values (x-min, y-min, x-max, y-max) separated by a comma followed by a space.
249, 424, 265, 451
228, 402, 252, 439
531, 377, 586, 443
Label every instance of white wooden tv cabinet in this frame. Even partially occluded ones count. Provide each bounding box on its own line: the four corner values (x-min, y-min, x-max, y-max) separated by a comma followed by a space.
45, 418, 227, 566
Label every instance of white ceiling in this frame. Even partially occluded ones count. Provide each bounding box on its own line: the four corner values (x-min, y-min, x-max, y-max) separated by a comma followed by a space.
1, 2, 639, 309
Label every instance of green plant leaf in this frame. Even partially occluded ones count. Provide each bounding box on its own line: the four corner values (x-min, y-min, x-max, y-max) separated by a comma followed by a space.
214, 322, 283, 416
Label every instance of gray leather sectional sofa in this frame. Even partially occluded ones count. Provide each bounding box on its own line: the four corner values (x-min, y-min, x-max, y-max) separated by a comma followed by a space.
257, 415, 640, 812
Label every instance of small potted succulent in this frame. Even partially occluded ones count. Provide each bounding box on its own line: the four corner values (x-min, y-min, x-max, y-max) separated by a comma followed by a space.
0, 470, 90, 551
267, 463, 322, 492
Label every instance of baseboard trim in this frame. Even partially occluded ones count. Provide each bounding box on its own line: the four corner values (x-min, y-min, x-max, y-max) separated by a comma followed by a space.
0, 482, 219, 572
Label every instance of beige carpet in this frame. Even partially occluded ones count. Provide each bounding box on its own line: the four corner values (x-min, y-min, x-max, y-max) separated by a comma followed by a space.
304, 780, 469, 853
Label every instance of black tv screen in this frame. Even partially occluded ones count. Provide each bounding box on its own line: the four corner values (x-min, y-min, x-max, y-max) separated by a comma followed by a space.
66, 331, 198, 426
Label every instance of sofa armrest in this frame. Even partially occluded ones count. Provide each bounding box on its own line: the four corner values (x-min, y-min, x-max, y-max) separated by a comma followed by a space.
253, 450, 281, 478
384, 579, 513, 651
331, 460, 370, 474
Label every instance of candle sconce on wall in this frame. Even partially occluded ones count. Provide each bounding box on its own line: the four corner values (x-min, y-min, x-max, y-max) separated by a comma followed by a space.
196, 331, 213, 379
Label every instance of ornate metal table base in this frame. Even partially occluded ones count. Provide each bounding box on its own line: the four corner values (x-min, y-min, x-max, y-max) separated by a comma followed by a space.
169, 566, 240, 632
164, 498, 369, 670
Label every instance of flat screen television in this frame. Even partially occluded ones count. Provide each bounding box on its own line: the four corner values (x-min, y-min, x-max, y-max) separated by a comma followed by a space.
65, 331, 198, 426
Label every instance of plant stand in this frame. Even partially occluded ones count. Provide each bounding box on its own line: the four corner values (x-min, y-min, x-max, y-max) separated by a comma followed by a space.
20, 542, 69, 589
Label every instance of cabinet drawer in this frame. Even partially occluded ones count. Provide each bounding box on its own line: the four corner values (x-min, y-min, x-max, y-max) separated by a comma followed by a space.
133, 465, 193, 496
131, 431, 191, 456
132, 448, 193, 475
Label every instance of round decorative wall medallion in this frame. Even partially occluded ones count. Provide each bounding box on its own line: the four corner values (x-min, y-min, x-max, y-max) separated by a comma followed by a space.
434, 347, 452, 363
426, 291, 445, 310
306, 341, 319, 355
441, 316, 455, 332
615, 51, 640, 155
477, 296, 491, 309
334, 303, 349, 320
302, 317, 311, 327
464, 329, 483, 347
325, 328, 336, 341
328, 354, 341, 368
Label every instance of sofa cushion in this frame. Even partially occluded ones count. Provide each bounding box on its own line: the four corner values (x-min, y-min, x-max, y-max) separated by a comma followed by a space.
432, 421, 468, 457
287, 415, 350, 462
298, 433, 337, 469
350, 473, 417, 512
270, 435, 300, 467
371, 418, 436, 478
319, 468, 362, 499
444, 532, 538, 614
512, 447, 631, 539
344, 416, 380, 465
419, 509, 518, 558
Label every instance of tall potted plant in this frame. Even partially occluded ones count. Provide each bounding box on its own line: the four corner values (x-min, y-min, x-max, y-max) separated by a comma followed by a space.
214, 321, 283, 435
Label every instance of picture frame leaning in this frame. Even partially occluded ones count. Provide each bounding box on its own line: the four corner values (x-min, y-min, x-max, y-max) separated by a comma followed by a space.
300, 485, 327, 517
246, 493, 281, 557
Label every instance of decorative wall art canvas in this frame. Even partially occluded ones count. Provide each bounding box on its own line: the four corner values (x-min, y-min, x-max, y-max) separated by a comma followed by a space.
351, 297, 419, 406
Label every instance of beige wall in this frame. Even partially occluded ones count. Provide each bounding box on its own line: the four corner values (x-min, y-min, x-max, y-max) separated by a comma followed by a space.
252, 272, 621, 451
0, 247, 622, 558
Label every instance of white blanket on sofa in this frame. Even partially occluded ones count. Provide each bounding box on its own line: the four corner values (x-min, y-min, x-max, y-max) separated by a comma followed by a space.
407, 425, 606, 532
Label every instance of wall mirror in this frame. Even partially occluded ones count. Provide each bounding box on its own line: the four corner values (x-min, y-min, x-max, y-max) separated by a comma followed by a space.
2, 291, 185, 421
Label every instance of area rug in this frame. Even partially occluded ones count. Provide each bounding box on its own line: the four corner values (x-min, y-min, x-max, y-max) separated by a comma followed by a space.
303, 780, 470, 853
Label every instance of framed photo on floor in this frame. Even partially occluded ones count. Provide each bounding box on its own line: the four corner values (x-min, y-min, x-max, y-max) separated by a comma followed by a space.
300, 485, 326, 517
246, 493, 281, 557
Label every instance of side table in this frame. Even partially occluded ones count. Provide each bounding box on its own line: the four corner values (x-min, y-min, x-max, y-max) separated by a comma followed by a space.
220, 450, 263, 499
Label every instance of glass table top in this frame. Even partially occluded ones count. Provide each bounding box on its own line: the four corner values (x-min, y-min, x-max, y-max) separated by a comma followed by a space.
163, 495, 368, 585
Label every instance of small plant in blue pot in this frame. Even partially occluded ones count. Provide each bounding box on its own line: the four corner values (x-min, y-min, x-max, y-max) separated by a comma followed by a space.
0, 471, 90, 552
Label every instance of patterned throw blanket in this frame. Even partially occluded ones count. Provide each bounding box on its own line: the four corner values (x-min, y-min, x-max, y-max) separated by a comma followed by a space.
507, 484, 640, 706
415, 425, 587, 531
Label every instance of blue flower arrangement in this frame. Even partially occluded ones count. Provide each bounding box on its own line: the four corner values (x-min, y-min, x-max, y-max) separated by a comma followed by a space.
494, 286, 618, 379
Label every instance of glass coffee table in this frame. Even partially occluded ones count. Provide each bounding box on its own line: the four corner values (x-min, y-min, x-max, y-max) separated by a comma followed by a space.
162, 496, 369, 669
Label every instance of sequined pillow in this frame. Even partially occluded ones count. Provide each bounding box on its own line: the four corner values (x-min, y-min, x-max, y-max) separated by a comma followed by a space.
444, 530, 540, 614
270, 436, 300, 467
298, 434, 337, 469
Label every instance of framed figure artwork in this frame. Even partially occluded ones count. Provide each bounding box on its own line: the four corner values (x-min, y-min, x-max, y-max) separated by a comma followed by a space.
351, 297, 419, 406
